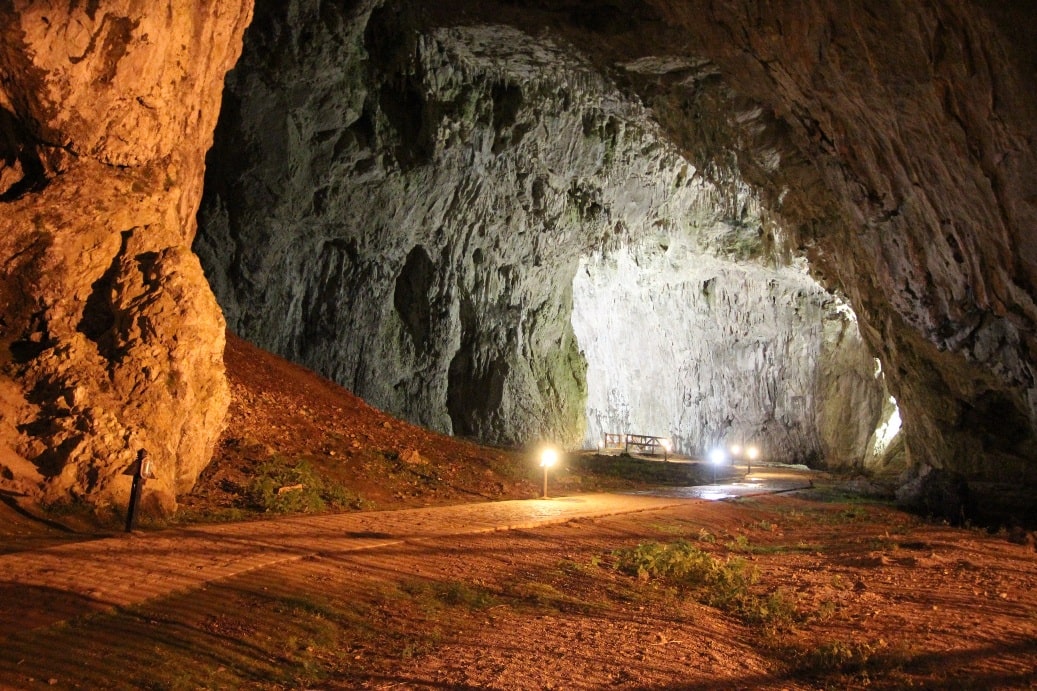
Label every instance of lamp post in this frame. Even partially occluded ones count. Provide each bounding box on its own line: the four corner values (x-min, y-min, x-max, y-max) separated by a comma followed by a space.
661, 438, 672, 461
746, 445, 760, 475
709, 448, 726, 485
539, 447, 558, 498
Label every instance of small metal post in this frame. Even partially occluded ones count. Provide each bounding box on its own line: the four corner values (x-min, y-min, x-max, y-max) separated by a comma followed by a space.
543, 465, 549, 499
125, 450, 147, 532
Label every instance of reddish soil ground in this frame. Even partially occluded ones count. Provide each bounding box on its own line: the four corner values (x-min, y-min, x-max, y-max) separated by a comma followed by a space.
180, 333, 541, 512
320, 495, 1037, 689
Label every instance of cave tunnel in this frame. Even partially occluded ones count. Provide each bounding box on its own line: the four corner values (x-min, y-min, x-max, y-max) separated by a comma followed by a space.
1, 0, 1036, 526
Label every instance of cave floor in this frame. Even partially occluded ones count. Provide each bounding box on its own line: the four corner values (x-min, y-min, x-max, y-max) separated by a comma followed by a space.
2, 485, 1037, 689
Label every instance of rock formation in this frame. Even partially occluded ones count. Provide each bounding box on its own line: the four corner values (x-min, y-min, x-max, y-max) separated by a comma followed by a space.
197, 1, 888, 465
637, 1, 1037, 506
0, 2, 251, 509
3, 0, 1035, 522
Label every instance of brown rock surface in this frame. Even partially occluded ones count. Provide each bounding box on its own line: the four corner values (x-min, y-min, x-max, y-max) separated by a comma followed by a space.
0, 2, 252, 508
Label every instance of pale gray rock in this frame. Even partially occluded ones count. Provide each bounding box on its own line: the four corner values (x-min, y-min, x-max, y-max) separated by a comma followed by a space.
573, 241, 887, 466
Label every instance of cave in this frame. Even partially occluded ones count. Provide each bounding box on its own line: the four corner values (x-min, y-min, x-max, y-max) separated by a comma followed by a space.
2, 1, 1037, 526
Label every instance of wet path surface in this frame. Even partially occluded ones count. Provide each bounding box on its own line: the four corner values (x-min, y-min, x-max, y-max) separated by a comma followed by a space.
632, 467, 812, 501
0, 469, 811, 618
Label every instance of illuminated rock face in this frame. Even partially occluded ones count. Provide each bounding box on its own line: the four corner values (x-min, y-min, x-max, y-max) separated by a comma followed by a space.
4, 0, 1032, 520
197, 1, 887, 464
201, 1, 1037, 512
572, 243, 887, 466
0, 2, 251, 508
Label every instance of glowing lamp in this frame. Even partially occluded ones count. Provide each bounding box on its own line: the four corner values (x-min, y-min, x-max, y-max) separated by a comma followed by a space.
539, 447, 559, 498
729, 443, 742, 457
708, 448, 726, 485
746, 444, 760, 475
540, 448, 559, 468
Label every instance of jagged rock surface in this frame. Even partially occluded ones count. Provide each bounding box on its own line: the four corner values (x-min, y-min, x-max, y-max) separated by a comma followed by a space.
0, 2, 251, 509
5, 0, 1032, 520
413, 1, 1037, 508
652, 0, 1037, 495
197, 1, 886, 463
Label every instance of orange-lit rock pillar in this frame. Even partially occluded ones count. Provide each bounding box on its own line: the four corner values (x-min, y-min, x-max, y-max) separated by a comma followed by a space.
0, 1, 253, 511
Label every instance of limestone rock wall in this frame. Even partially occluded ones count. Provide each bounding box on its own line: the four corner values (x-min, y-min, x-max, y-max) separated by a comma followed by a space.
642, 0, 1037, 488
0, 2, 251, 508
573, 240, 886, 466
417, 1, 1037, 507
197, 0, 886, 461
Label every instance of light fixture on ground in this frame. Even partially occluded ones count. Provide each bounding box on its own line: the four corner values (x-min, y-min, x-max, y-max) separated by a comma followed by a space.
539, 447, 559, 498
708, 448, 726, 484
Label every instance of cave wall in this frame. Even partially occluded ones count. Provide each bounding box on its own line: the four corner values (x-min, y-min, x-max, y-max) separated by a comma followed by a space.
573, 239, 886, 466
0, 2, 252, 508
197, 0, 885, 458
4, 0, 1027, 515
642, 0, 1037, 489
408, 1, 1037, 504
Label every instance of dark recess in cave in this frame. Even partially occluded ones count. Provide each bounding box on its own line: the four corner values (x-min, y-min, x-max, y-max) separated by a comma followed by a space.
77, 231, 131, 362
0, 107, 48, 202
394, 245, 435, 352
447, 297, 509, 437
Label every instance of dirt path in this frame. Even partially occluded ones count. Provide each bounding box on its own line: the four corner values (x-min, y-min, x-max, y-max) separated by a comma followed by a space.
4, 479, 1037, 689
0, 493, 699, 620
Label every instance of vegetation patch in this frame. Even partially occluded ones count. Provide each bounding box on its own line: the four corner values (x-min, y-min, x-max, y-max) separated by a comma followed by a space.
612, 539, 798, 629
400, 578, 498, 611
783, 638, 916, 684
245, 458, 364, 513
725, 534, 823, 555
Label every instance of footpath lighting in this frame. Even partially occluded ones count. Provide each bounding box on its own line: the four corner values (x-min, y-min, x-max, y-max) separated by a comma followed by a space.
539, 447, 559, 498
708, 448, 726, 484
746, 445, 760, 475
729, 443, 742, 459
660, 438, 673, 461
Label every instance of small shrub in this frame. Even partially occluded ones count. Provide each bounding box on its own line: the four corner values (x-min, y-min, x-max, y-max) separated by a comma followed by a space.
246, 458, 362, 514
613, 540, 758, 606
740, 588, 799, 630
797, 640, 878, 677
504, 581, 600, 613
726, 534, 752, 552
